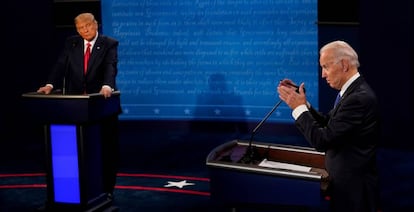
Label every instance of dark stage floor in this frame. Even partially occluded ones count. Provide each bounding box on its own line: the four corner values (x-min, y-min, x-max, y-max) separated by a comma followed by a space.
1, 121, 414, 211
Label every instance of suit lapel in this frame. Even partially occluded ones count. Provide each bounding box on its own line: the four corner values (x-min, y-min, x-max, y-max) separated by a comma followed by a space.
330, 76, 364, 115
340, 76, 364, 103
71, 38, 84, 76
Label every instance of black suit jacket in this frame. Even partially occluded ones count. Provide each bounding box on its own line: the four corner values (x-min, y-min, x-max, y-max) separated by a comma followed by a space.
47, 34, 119, 94
295, 76, 381, 211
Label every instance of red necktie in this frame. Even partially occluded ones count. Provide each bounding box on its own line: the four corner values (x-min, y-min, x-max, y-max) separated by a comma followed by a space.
84, 42, 91, 74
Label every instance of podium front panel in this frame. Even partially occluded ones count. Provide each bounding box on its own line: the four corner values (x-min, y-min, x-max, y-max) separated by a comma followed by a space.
50, 124, 80, 203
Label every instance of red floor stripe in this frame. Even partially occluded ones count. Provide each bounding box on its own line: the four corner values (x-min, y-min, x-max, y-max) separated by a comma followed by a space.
0, 173, 45, 177
0, 184, 210, 196
0, 172, 210, 196
117, 173, 210, 181
115, 185, 210, 196
0, 184, 46, 189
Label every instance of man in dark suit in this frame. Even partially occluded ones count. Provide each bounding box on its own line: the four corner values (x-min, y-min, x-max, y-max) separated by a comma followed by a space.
38, 13, 121, 198
38, 12, 118, 97
277, 40, 380, 212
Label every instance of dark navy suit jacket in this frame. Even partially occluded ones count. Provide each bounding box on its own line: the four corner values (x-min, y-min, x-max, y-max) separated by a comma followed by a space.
47, 34, 119, 94
295, 76, 381, 212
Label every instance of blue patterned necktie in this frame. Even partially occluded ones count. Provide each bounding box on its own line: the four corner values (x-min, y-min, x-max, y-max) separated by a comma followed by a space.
334, 92, 341, 108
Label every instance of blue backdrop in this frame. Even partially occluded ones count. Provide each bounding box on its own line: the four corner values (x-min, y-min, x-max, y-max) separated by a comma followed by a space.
101, 0, 318, 122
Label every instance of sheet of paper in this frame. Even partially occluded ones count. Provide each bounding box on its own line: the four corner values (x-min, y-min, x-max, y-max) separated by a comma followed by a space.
258, 159, 312, 172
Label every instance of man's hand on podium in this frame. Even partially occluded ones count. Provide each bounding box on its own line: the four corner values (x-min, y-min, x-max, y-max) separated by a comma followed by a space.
37, 85, 53, 94
100, 86, 113, 98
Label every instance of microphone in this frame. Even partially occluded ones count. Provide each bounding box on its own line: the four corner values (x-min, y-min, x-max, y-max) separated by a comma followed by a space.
281, 80, 305, 93
238, 81, 304, 164
62, 55, 69, 95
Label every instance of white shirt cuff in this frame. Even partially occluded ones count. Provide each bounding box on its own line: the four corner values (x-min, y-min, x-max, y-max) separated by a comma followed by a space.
102, 85, 113, 91
292, 104, 309, 120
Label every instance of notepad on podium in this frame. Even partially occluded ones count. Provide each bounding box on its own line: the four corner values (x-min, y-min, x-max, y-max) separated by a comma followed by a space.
258, 158, 312, 172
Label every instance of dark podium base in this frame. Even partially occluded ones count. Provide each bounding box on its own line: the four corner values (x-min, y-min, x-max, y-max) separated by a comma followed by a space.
22, 92, 121, 212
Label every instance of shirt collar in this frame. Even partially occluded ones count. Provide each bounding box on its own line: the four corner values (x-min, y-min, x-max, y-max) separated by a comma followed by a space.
340, 72, 360, 96
83, 32, 98, 49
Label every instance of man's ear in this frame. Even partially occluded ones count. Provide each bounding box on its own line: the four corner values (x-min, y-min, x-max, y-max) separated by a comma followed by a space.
341, 59, 349, 72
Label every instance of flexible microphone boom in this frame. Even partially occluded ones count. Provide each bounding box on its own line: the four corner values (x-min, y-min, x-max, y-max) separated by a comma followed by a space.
239, 81, 304, 164
239, 99, 283, 164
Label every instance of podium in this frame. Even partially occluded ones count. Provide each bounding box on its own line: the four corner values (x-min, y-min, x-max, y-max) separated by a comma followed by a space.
22, 91, 121, 211
206, 140, 329, 209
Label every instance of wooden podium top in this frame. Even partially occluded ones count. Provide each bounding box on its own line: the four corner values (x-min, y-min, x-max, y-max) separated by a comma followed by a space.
206, 139, 327, 181
22, 91, 121, 124
22, 90, 120, 99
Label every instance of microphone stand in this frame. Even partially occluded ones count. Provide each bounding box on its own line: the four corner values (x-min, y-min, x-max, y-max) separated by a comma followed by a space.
62, 55, 70, 95
239, 99, 283, 164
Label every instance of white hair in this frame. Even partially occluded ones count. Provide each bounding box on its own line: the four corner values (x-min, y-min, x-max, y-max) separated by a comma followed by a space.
320, 40, 360, 68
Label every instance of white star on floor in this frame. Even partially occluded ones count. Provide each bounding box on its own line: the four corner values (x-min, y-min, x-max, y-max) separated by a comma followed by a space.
164, 180, 195, 188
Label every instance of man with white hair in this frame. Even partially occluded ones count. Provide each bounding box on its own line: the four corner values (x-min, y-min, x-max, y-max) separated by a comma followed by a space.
277, 40, 381, 212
